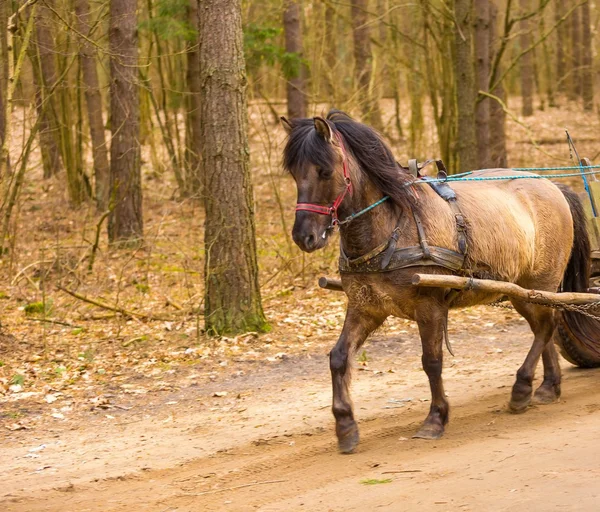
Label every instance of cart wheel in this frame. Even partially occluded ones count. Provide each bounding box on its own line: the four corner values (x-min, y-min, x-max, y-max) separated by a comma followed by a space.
556, 311, 600, 368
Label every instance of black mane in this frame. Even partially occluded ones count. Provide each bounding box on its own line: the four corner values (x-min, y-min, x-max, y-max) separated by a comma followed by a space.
283, 110, 417, 212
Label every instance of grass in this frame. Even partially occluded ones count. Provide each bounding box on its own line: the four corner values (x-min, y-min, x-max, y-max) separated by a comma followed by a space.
360, 478, 392, 485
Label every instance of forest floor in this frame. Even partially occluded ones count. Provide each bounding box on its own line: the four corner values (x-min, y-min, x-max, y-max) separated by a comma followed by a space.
1, 97, 600, 509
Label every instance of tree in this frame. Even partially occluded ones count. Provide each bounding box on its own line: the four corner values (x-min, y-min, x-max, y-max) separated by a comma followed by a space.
0, 0, 8, 177
580, 1, 593, 111
108, 0, 143, 243
199, 0, 267, 335
185, 0, 202, 196
555, 1, 566, 94
283, 0, 307, 119
519, 0, 534, 117
489, 1, 507, 168
32, 1, 64, 179
351, 0, 382, 130
474, 0, 491, 167
569, 4, 581, 101
453, 0, 478, 172
76, 0, 110, 210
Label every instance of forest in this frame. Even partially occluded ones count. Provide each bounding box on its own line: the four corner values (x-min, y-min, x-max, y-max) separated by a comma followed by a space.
2, 1, 600, 508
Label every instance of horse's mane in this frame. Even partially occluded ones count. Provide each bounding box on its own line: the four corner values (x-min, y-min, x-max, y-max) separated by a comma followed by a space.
283, 109, 417, 212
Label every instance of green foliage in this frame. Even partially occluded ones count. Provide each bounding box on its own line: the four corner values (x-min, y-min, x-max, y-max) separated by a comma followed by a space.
360, 479, 392, 485
24, 300, 53, 316
136, 283, 150, 294
140, 0, 196, 41
358, 350, 368, 363
244, 24, 304, 79
10, 374, 25, 386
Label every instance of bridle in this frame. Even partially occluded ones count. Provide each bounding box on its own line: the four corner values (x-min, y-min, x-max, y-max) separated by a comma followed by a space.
295, 131, 354, 228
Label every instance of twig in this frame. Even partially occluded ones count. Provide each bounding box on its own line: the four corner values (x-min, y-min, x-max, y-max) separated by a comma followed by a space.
382, 470, 423, 474
180, 479, 286, 497
88, 210, 110, 272
26, 318, 81, 328
57, 286, 174, 322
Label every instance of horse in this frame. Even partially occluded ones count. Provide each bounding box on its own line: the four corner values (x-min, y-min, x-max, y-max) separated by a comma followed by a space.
281, 109, 590, 454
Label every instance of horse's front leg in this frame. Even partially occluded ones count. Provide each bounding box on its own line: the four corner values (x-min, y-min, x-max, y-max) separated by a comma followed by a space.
413, 303, 449, 440
330, 307, 385, 453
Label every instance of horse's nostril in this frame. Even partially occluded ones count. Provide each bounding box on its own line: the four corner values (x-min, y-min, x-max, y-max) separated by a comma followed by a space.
306, 234, 316, 248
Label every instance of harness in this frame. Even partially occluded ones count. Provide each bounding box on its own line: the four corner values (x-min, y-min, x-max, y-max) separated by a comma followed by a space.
293, 138, 469, 274
339, 159, 468, 274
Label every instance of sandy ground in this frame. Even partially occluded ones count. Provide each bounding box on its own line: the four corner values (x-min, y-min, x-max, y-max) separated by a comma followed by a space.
2, 311, 600, 512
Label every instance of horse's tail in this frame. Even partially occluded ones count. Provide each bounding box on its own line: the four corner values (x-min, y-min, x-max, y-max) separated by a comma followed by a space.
558, 185, 590, 293
555, 185, 600, 368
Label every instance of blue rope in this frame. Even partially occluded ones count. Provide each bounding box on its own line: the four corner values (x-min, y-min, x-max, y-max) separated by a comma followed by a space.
416, 169, 600, 184
337, 165, 600, 226
338, 195, 389, 225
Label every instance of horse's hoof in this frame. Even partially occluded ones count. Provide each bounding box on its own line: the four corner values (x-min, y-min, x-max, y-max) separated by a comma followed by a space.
508, 399, 530, 414
337, 426, 359, 454
412, 424, 444, 440
532, 386, 560, 405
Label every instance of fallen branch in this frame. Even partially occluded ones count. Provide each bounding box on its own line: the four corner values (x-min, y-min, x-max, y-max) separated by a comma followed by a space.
57, 286, 175, 321
181, 479, 286, 497
412, 274, 600, 306
26, 318, 81, 328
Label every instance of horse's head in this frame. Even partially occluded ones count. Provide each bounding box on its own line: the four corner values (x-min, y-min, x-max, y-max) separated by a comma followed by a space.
281, 116, 351, 253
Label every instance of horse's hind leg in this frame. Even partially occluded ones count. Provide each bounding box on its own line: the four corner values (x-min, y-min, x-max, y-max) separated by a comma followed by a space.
532, 341, 561, 404
330, 307, 385, 453
508, 300, 558, 413
413, 302, 449, 439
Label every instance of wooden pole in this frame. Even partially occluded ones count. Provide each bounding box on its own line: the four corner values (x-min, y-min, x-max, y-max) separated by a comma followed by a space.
412, 274, 600, 305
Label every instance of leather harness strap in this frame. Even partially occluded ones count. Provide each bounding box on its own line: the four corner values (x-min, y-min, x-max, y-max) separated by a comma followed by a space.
339, 159, 470, 275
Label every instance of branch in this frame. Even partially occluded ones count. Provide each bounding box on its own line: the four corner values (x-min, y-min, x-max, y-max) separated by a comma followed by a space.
57, 286, 176, 322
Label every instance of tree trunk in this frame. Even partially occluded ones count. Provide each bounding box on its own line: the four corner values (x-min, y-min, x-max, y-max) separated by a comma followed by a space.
474, 0, 490, 168
34, 1, 64, 178
199, 0, 267, 335
580, 1, 593, 111
324, 2, 337, 104
351, 0, 383, 130
569, 4, 581, 101
488, 1, 507, 168
283, 0, 307, 119
453, 0, 478, 172
108, 0, 143, 243
519, 0, 534, 117
555, 1, 566, 94
76, 0, 110, 210
185, 0, 202, 196
0, 0, 7, 178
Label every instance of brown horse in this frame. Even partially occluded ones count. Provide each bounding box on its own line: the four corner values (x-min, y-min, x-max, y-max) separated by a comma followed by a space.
281, 110, 590, 453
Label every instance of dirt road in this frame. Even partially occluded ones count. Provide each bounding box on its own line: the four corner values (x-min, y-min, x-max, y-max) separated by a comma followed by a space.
2, 313, 600, 511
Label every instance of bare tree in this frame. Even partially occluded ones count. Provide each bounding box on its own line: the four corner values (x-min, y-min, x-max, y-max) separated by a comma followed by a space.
474, 0, 491, 167
199, 0, 267, 335
283, 0, 307, 119
185, 0, 202, 196
489, 1, 507, 168
519, 0, 534, 116
453, 0, 478, 171
351, 0, 382, 130
580, 1, 593, 111
108, 0, 143, 243
33, 1, 64, 178
555, 0, 566, 93
569, 3, 581, 101
75, 0, 110, 210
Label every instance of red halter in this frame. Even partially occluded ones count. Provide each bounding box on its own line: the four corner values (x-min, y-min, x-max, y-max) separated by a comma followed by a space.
295, 132, 353, 226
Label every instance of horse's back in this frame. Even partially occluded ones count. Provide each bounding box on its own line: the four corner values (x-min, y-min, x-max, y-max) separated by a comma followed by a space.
451, 170, 573, 287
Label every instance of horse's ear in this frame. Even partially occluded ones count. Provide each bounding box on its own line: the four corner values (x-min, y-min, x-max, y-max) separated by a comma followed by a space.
313, 116, 333, 143
280, 116, 293, 135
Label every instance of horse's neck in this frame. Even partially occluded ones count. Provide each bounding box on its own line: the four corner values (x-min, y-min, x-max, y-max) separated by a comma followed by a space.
338, 180, 405, 259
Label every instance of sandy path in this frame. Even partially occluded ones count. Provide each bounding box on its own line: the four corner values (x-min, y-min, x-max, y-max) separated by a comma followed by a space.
2, 318, 600, 511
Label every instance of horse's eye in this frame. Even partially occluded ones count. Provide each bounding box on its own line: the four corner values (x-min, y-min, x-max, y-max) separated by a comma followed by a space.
317, 167, 333, 179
